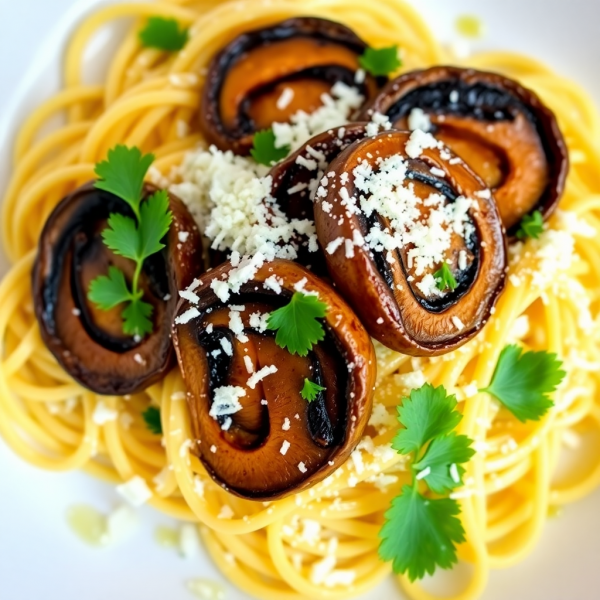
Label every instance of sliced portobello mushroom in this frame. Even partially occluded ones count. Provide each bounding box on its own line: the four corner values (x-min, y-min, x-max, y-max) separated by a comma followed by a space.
360, 67, 568, 235
172, 259, 375, 500
267, 122, 370, 271
313, 130, 507, 356
200, 17, 384, 154
33, 183, 202, 395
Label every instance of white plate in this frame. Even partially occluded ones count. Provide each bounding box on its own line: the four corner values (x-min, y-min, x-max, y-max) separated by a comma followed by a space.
1, 1, 599, 599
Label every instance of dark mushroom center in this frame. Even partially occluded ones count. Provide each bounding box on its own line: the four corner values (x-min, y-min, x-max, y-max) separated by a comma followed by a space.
43, 189, 169, 353
196, 298, 347, 452
354, 160, 479, 312
384, 79, 550, 229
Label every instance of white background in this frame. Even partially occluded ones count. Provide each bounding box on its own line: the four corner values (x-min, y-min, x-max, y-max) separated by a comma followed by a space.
0, 1, 599, 599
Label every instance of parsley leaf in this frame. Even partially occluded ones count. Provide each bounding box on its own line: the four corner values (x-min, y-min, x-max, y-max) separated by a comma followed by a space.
414, 433, 475, 495
300, 379, 326, 402
267, 293, 328, 357
516, 210, 544, 240
139, 17, 189, 52
142, 406, 162, 435
393, 384, 462, 454
481, 344, 566, 422
250, 129, 291, 166
88, 266, 132, 310
123, 298, 154, 337
89, 145, 171, 340
358, 45, 402, 77
94, 145, 154, 218
379, 384, 474, 581
379, 486, 466, 581
102, 213, 140, 261
434, 262, 458, 292
138, 190, 173, 260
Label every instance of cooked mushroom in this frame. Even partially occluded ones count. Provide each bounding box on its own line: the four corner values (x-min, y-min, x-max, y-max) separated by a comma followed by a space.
33, 183, 202, 395
313, 130, 507, 356
200, 17, 383, 154
267, 122, 370, 270
360, 67, 568, 234
172, 259, 375, 500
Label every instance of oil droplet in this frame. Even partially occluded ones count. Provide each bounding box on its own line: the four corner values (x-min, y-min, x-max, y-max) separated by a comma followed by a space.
186, 579, 226, 600
66, 505, 108, 546
155, 525, 179, 548
456, 15, 485, 39
547, 504, 564, 519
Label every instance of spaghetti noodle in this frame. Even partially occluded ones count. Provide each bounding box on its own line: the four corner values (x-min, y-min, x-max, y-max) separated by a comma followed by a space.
1, 1, 600, 599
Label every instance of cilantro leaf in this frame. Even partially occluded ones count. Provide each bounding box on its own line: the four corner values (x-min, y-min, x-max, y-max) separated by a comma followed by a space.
250, 129, 290, 166
300, 379, 326, 402
379, 486, 465, 581
516, 210, 544, 240
414, 433, 475, 495
481, 345, 565, 422
138, 190, 173, 260
88, 266, 132, 310
122, 297, 154, 337
102, 213, 141, 261
267, 293, 328, 357
139, 17, 189, 52
393, 384, 462, 455
434, 262, 458, 292
142, 406, 162, 435
94, 145, 154, 216
358, 45, 402, 77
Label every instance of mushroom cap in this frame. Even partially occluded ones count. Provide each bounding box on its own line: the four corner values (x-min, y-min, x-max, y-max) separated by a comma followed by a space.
313, 130, 507, 356
360, 66, 568, 235
172, 259, 376, 500
33, 183, 202, 395
200, 17, 383, 154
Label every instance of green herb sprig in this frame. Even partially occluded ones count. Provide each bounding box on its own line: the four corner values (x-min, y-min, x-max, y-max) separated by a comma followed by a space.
300, 379, 326, 402
359, 45, 402, 77
434, 262, 458, 292
250, 129, 291, 166
516, 210, 544, 240
481, 344, 566, 422
139, 17, 189, 52
379, 384, 475, 580
142, 406, 163, 435
88, 145, 172, 338
266, 292, 328, 357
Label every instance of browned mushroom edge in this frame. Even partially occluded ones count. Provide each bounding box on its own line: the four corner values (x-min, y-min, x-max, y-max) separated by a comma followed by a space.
313, 130, 507, 356
172, 259, 376, 500
360, 66, 569, 235
200, 17, 385, 154
32, 183, 203, 395
267, 122, 371, 272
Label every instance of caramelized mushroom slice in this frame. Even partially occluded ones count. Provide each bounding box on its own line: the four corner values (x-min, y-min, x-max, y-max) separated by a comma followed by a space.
200, 17, 383, 154
267, 123, 370, 270
33, 183, 202, 395
172, 260, 375, 500
361, 67, 568, 234
314, 131, 507, 356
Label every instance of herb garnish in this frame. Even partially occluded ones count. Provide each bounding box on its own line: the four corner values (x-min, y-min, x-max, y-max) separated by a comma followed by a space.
88, 145, 173, 338
481, 344, 566, 422
250, 129, 291, 166
267, 293, 328, 357
516, 210, 544, 240
359, 45, 402, 77
434, 262, 458, 292
379, 384, 475, 581
300, 379, 326, 402
139, 17, 189, 52
142, 406, 162, 435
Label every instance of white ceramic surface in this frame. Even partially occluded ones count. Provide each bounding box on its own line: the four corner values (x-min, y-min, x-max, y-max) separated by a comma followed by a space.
1, 1, 599, 599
